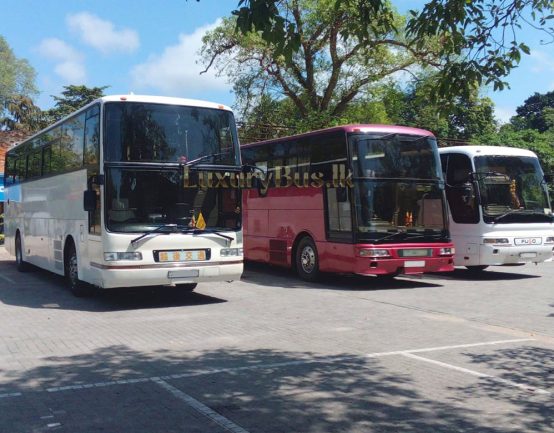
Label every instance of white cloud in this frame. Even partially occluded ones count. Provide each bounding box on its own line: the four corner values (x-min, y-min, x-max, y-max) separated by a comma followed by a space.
131, 21, 229, 96
67, 12, 139, 54
530, 50, 554, 73
36, 38, 86, 83
494, 106, 516, 124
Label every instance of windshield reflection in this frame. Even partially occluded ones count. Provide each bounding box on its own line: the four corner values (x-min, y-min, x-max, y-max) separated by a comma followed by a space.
104, 102, 239, 165
355, 180, 447, 240
105, 168, 240, 233
475, 155, 551, 222
350, 135, 441, 180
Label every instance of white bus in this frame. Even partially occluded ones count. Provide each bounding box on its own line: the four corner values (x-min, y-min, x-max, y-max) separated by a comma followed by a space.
439, 146, 554, 271
3, 95, 244, 296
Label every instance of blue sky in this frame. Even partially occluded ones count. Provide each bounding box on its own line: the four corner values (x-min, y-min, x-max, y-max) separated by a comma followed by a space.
2, 0, 553, 123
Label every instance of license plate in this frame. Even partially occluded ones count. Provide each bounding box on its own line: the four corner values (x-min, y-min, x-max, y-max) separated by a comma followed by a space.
400, 249, 431, 257
405, 260, 425, 268
514, 237, 542, 246
519, 252, 537, 259
168, 270, 199, 279
158, 250, 207, 262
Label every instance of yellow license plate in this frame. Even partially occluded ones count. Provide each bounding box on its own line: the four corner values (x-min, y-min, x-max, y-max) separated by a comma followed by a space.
159, 250, 207, 262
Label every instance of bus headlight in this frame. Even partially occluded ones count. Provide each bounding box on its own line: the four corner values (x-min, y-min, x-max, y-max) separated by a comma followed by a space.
545, 237, 554, 244
483, 238, 510, 245
439, 247, 455, 255
104, 252, 143, 261
358, 248, 391, 258
220, 248, 243, 257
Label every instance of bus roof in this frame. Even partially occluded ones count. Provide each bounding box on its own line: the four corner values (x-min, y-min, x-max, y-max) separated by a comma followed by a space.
241, 124, 434, 148
99, 94, 233, 111
6, 94, 233, 154
439, 145, 538, 158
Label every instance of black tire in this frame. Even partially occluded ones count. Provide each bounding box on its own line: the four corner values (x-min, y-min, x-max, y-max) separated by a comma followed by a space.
295, 237, 320, 282
465, 265, 489, 272
65, 243, 95, 297
176, 283, 197, 292
15, 233, 30, 272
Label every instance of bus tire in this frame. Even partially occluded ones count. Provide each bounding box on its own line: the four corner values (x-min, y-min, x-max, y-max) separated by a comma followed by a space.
465, 265, 489, 272
295, 236, 320, 282
176, 283, 197, 292
15, 233, 30, 272
65, 243, 95, 297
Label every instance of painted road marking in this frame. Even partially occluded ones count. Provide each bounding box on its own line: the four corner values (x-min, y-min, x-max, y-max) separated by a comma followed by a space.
0, 274, 15, 284
153, 378, 251, 433
0, 338, 538, 400
402, 352, 551, 395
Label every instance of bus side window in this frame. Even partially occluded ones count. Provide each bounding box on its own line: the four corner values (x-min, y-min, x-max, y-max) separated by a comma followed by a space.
84, 106, 100, 166
61, 112, 85, 169
445, 153, 479, 224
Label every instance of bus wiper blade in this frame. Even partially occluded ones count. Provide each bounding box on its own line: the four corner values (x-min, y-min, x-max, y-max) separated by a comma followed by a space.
192, 228, 234, 243
374, 230, 407, 244
131, 224, 190, 245
492, 208, 526, 223
185, 151, 231, 167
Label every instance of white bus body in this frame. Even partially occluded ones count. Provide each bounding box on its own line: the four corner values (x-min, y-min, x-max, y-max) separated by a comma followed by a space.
439, 146, 554, 270
4, 95, 243, 295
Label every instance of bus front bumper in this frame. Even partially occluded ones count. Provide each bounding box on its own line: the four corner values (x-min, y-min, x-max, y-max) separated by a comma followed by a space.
353, 256, 454, 276
91, 260, 243, 289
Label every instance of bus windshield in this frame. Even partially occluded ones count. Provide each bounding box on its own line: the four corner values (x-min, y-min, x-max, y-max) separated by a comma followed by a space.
104, 102, 239, 165
105, 167, 240, 233
355, 180, 447, 240
474, 155, 552, 223
350, 135, 441, 180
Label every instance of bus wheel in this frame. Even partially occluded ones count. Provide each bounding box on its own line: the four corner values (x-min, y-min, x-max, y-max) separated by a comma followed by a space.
296, 237, 320, 282
15, 233, 30, 272
65, 244, 95, 297
176, 283, 197, 292
465, 265, 489, 272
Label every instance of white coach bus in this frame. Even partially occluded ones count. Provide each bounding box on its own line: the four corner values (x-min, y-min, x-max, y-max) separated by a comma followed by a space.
439, 146, 554, 271
3, 95, 244, 296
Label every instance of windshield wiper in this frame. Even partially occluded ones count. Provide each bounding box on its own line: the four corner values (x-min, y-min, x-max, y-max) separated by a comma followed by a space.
492, 208, 551, 223
131, 224, 190, 246
185, 151, 231, 167
131, 224, 235, 246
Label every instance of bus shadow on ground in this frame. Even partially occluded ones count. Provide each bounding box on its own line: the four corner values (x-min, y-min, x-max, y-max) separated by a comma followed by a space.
425, 267, 543, 281
0, 260, 226, 312
243, 261, 443, 291
1, 343, 552, 433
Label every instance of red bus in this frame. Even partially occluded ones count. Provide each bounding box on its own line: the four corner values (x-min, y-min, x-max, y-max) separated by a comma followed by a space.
241, 124, 455, 281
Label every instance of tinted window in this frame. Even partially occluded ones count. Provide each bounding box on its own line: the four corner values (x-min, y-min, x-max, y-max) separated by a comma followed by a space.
61, 112, 85, 169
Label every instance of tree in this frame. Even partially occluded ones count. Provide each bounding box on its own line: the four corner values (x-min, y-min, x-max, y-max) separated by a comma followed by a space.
0, 94, 45, 132
0, 35, 37, 123
230, 0, 554, 99
511, 91, 554, 132
202, 1, 445, 129
46, 85, 109, 122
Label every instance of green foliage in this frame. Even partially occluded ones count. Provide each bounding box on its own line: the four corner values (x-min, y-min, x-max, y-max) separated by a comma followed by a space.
0, 35, 38, 124
511, 91, 554, 132
202, 1, 445, 131
225, 0, 554, 100
473, 126, 554, 174
0, 94, 45, 132
45, 85, 109, 122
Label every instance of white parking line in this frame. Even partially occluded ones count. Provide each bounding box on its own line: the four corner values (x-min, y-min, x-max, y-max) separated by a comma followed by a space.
0, 274, 15, 284
0, 337, 537, 401
402, 352, 551, 395
153, 378, 251, 433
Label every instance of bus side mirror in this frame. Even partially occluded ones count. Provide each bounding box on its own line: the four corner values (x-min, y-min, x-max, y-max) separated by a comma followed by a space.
83, 190, 97, 212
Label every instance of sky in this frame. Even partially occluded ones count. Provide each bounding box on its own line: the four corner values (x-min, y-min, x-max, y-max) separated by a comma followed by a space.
2, 0, 554, 123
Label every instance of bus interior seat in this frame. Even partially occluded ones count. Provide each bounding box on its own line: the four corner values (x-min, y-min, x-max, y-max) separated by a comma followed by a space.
109, 198, 136, 222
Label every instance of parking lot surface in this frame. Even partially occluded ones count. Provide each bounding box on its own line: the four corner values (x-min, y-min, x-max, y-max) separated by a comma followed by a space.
1, 246, 553, 433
